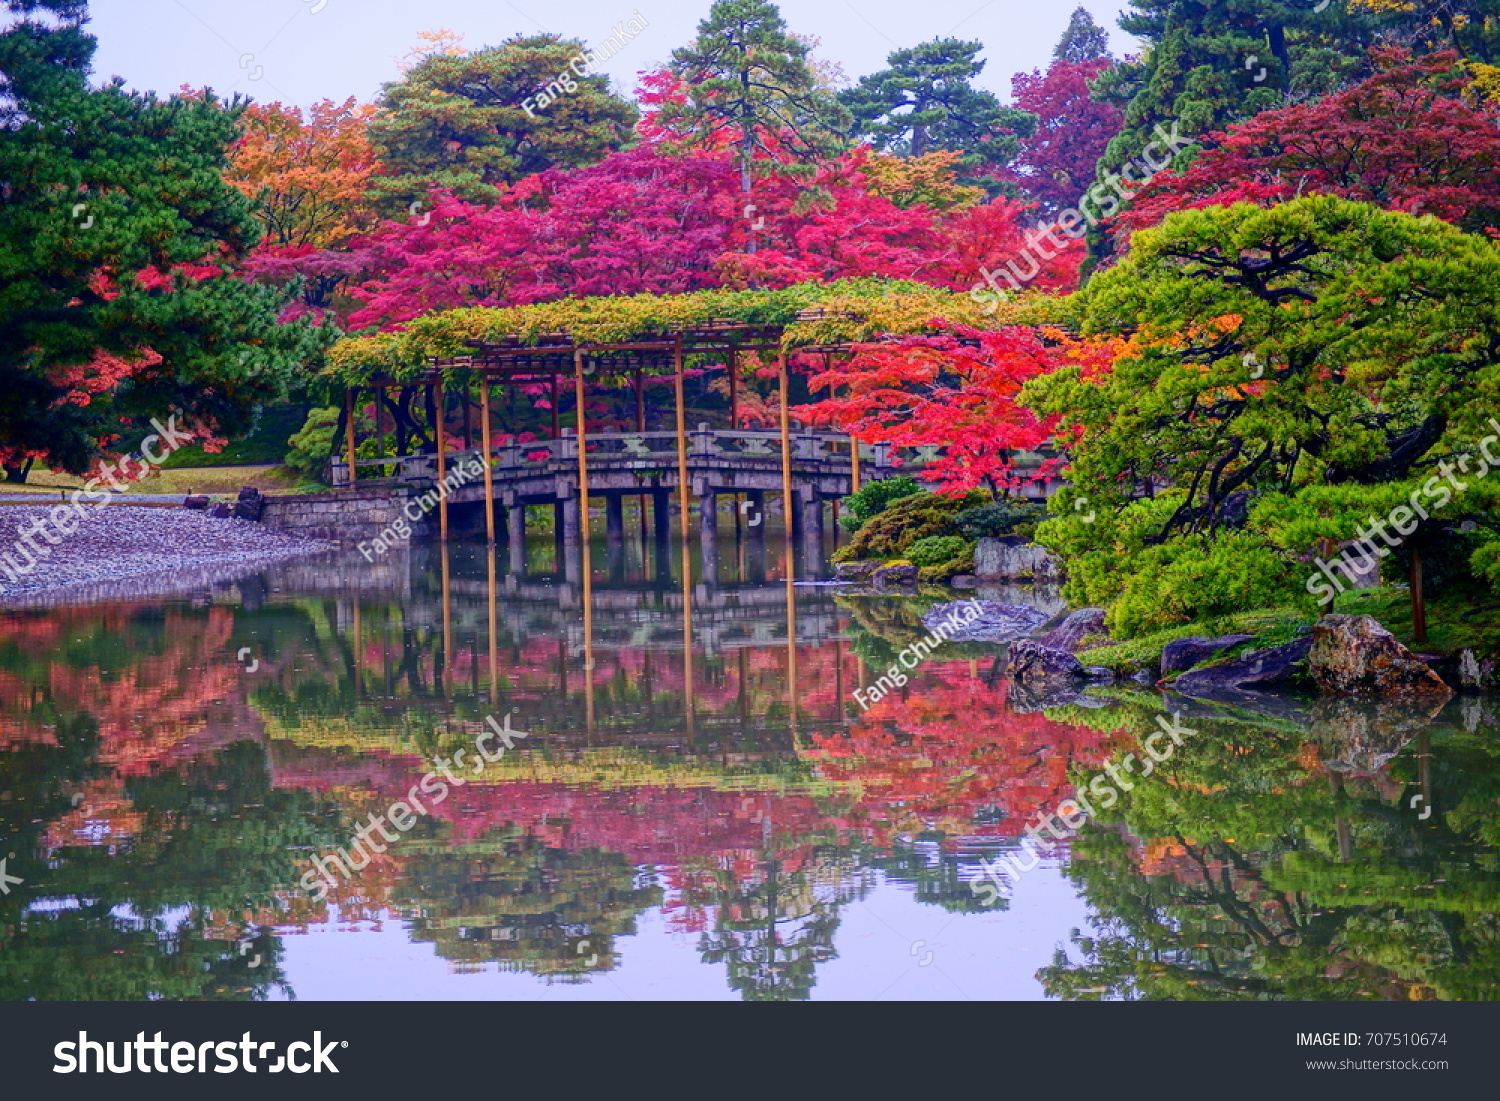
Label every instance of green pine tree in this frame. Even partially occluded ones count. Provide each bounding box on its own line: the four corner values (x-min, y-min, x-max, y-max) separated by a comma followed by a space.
1054, 6, 1112, 62
659, 0, 850, 198
367, 33, 639, 215
840, 38, 1036, 192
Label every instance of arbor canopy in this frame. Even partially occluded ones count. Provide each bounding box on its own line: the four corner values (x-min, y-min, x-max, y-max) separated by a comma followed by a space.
324, 279, 1068, 387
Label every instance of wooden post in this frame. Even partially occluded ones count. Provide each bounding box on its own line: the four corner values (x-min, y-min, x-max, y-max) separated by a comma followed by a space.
480, 376, 496, 545
462, 381, 473, 451
575, 349, 591, 544
551, 373, 560, 439
345, 387, 358, 489
634, 370, 645, 432
728, 347, 739, 429
778, 353, 794, 582
435, 381, 449, 540
577, 348, 598, 740
673, 336, 691, 545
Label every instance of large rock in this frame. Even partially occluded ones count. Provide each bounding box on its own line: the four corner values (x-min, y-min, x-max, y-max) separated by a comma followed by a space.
1160, 634, 1255, 676
1006, 639, 1085, 684
1458, 649, 1498, 692
1171, 638, 1314, 697
974, 538, 1061, 581
1032, 607, 1108, 653
1310, 695, 1448, 774
923, 600, 1049, 643
234, 487, 265, 522
1309, 615, 1452, 696
834, 560, 879, 583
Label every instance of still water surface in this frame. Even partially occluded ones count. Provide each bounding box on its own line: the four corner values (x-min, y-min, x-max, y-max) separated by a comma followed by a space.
2, 535, 1497, 1001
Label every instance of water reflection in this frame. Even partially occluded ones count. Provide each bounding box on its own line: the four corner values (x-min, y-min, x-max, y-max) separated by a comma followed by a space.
2, 538, 1500, 1000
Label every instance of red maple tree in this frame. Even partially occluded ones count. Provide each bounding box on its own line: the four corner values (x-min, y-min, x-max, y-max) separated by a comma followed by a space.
1120, 49, 1500, 238
796, 324, 1067, 497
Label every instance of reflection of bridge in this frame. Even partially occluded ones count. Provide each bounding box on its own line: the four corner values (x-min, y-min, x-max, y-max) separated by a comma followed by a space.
338, 427, 1054, 576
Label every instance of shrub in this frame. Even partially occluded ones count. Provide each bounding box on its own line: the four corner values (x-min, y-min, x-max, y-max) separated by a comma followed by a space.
954, 498, 1048, 540
284, 407, 342, 482
838, 475, 922, 534
907, 535, 970, 567
834, 490, 985, 562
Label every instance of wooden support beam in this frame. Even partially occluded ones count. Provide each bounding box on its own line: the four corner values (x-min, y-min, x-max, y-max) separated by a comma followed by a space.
345, 387, 358, 489
435, 381, 449, 540
674, 335, 691, 545
480, 376, 495, 545
778, 353, 794, 583
729, 347, 738, 429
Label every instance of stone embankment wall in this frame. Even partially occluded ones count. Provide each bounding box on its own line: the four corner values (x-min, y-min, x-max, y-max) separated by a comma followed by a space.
261, 489, 426, 544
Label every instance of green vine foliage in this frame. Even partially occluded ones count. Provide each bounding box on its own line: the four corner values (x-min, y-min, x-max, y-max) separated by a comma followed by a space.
323, 278, 1073, 391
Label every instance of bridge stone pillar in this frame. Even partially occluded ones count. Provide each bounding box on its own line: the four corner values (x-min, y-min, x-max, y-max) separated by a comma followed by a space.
507, 501, 525, 575
651, 490, 672, 581
699, 491, 718, 580
605, 494, 625, 544
745, 490, 766, 547
799, 486, 823, 570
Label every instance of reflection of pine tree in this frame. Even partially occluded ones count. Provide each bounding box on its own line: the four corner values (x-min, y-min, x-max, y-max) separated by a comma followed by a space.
0, 740, 335, 1000
396, 835, 660, 979
1039, 712, 1500, 1001
697, 845, 868, 1001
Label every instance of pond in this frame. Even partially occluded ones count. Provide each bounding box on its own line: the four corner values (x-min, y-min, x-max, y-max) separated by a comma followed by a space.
1, 531, 1497, 1002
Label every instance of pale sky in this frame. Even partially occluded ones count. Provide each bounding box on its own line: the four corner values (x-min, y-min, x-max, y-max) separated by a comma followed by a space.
86, 0, 1140, 108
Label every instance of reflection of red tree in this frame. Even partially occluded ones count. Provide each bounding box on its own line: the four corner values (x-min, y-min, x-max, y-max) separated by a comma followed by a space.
271, 742, 842, 928
805, 663, 1123, 845
2, 606, 257, 857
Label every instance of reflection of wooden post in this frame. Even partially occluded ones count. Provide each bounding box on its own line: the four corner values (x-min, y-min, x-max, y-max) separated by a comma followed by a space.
673, 336, 691, 545
480, 376, 495, 544
345, 387, 358, 489
351, 599, 363, 699
441, 541, 453, 696
435, 381, 449, 540
487, 544, 500, 707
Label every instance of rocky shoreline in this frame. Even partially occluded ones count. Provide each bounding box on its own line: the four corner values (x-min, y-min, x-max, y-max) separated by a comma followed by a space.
923, 598, 1496, 710
0, 505, 331, 604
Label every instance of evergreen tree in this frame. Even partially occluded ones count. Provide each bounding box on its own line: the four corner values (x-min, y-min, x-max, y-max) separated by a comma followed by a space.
367, 33, 639, 214
658, 0, 850, 197
0, 0, 326, 480
1083, 0, 1374, 269
1054, 6, 1112, 62
840, 38, 1036, 191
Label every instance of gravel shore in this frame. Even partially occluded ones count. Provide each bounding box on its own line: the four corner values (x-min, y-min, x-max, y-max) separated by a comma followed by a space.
0, 505, 330, 603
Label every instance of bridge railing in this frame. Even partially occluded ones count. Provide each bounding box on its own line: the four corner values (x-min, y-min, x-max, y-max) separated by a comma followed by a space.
331, 429, 1048, 486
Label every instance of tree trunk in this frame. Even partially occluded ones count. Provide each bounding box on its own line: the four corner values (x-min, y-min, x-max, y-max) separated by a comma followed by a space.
1410, 546, 1427, 644
3, 459, 33, 484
